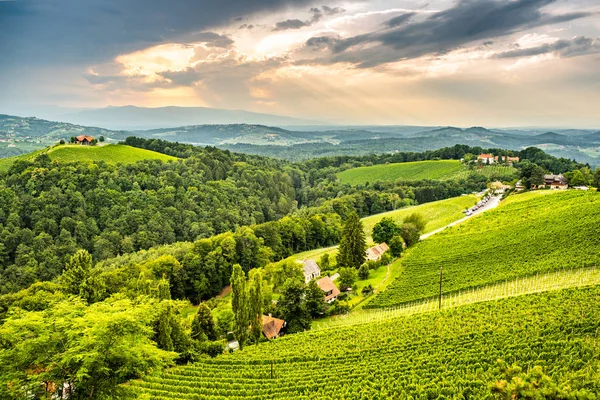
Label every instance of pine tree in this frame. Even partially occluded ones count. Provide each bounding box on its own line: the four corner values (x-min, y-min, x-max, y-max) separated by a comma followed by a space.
231, 264, 249, 348
337, 211, 367, 269
248, 269, 264, 343
191, 303, 217, 341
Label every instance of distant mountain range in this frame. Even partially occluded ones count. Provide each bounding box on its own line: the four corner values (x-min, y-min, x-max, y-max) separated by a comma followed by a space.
0, 113, 598, 165
56, 106, 324, 130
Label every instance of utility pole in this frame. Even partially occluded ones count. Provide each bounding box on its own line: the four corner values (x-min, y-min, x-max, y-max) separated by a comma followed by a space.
439, 266, 443, 310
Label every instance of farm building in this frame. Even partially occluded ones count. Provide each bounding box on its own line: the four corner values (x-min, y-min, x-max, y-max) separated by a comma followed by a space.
74, 135, 94, 145
262, 315, 286, 340
477, 154, 495, 164
366, 243, 389, 261
316, 276, 341, 303
542, 174, 568, 190
494, 155, 520, 164
303, 259, 321, 283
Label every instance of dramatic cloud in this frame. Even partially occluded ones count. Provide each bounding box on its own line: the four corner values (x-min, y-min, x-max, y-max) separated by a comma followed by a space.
385, 12, 416, 28
495, 36, 600, 59
0, 0, 317, 66
304, 0, 593, 67
272, 5, 345, 31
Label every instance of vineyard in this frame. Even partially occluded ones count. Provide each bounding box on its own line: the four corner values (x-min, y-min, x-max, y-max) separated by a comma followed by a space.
337, 160, 516, 185
314, 266, 600, 330
127, 286, 600, 399
367, 190, 600, 308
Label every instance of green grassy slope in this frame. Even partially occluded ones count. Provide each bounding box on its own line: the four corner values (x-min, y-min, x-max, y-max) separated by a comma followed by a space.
128, 286, 600, 399
337, 160, 516, 185
337, 160, 464, 184
367, 190, 600, 308
0, 144, 177, 171
47, 144, 178, 163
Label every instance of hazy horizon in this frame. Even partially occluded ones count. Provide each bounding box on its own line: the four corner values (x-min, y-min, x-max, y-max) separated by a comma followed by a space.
1, 0, 599, 128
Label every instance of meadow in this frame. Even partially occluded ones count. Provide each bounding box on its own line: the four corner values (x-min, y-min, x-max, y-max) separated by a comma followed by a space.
337, 160, 516, 185
367, 190, 600, 308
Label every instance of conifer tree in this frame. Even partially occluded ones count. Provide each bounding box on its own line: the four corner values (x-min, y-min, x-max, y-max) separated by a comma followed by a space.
305, 280, 326, 318
191, 303, 217, 341
248, 269, 264, 343
337, 211, 367, 269
155, 304, 174, 351
231, 264, 249, 348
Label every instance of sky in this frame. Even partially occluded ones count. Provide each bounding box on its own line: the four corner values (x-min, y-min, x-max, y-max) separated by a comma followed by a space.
0, 0, 599, 127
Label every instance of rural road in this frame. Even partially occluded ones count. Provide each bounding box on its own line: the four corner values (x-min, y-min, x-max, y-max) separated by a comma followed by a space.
419, 194, 501, 241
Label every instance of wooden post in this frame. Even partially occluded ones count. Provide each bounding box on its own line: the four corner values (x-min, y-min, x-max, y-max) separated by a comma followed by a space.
270, 360, 274, 379
439, 267, 443, 310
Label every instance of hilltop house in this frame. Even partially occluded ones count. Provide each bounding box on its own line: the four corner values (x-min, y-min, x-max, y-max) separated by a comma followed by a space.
477, 154, 495, 164
262, 315, 286, 340
366, 243, 389, 261
316, 276, 341, 303
74, 135, 94, 145
303, 259, 321, 283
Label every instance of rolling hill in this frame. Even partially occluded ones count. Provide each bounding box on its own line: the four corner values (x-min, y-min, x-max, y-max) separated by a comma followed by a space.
0, 144, 178, 171
337, 160, 517, 185
367, 190, 600, 308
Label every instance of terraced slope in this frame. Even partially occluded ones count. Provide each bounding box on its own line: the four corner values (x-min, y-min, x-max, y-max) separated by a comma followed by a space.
128, 286, 600, 399
367, 190, 600, 308
337, 160, 516, 185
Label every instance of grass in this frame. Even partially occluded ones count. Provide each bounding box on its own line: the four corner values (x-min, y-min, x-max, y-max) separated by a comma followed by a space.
47, 144, 178, 164
362, 194, 477, 239
0, 144, 178, 172
337, 160, 464, 185
367, 190, 600, 308
337, 160, 517, 186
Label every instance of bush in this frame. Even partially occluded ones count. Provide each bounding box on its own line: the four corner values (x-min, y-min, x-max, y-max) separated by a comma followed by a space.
389, 236, 404, 257
401, 223, 421, 247
358, 264, 370, 280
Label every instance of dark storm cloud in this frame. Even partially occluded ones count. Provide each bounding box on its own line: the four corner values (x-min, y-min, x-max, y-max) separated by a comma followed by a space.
272, 5, 345, 31
494, 36, 600, 59
0, 0, 316, 66
304, 0, 593, 68
158, 67, 203, 86
385, 12, 416, 28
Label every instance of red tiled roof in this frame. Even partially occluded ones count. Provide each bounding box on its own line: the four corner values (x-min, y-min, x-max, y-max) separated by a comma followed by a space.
262, 315, 285, 340
366, 242, 389, 261
316, 276, 340, 302
75, 135, 94, 142
478, 153, 494, 159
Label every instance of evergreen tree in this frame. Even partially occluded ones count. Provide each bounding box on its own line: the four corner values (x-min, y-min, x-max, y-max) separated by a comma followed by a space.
248, 269, 264, 343
191, 303, 217, 341
305, 280, 325, 318
337, 212, 367, 269
60, 249, 92, 295
231, 264, 249, 348
358, 263, 370, 280
155, 304, 174, 351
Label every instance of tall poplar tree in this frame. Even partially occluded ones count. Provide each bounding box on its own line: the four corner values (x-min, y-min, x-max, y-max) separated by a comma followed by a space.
248, 269, 264, 343
230, 264, 249, 348
337, 211, 367, 269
